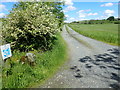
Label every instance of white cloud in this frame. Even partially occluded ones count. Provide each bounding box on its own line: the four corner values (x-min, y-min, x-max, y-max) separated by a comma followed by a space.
78, 10, 85, 13
65, 16, 91, 23
77, 9, 98, 18
63, 5, 76, 12
0, 4, 6, 12
64, 0, 73, 6
0, 13, 6, 18
79, 13, 87, 18
66, 6, 76, 10
64, 17, 77, 23
64, 20, 68, 23
114, 16, 118, 18
79, 18, 89, 21
65, 14, 69, 18
95, 16, 107, 20
77, 9, 88, 18
101, 3, 113, 7
104, 9, 115, 16
63, 0, 76, 12
77, 9, 91, 13
88, 13, 98, 16
69, 17, 75, 20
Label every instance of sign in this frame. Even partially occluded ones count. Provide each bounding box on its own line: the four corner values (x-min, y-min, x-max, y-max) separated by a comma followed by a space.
0, 44, 12, 60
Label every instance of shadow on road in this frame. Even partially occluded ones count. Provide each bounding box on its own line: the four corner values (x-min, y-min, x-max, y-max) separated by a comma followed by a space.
70, 48, 120, 89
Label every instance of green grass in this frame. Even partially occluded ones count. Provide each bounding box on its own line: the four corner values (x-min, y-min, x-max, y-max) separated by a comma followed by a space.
68, 23, 118, 46
2, 33, 68, 88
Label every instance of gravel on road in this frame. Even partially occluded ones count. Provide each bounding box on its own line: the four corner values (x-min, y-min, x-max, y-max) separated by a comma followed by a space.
39, 25, 120, 88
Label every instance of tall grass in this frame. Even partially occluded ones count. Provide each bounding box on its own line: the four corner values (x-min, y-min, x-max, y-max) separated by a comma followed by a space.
68, 24, 118, 45
2, 33, 68, 88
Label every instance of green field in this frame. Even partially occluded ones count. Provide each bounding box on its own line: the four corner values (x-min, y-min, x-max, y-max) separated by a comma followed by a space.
68, 24, 118, 45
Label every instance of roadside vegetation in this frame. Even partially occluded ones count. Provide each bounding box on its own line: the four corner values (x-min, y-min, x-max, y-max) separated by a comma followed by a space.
2, 2, 64, 51
68, 23, 118, 46
1, 1, 67, 88
2, 34, 67, 88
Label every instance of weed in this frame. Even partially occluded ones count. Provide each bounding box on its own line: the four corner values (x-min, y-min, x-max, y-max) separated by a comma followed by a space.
2, 33, 67, 88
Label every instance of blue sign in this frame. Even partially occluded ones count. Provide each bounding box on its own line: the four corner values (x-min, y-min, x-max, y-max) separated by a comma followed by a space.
0, 44, 12, 60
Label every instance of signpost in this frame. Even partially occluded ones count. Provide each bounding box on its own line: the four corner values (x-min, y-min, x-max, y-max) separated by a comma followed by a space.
0, 44, 12, 89
0, 44, 12, 60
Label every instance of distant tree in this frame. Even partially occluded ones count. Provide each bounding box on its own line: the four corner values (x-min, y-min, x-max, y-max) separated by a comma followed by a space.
107, 16, 115, 21
72, 21, 79, 23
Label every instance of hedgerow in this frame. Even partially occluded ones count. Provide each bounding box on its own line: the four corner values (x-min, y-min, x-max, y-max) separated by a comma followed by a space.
2, 2, 64, 51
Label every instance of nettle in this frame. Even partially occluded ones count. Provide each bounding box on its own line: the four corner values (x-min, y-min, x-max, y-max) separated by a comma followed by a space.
2, 2, 62, 51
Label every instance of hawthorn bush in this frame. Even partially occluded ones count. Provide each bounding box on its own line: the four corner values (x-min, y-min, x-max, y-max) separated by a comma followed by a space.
2, 2, 64, 51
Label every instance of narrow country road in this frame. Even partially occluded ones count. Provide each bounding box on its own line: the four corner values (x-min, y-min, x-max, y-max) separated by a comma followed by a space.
39, 25, 120, 88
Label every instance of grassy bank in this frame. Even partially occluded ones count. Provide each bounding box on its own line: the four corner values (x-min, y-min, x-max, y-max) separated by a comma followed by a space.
2, 33, 68, 88
68, 24, 118, 46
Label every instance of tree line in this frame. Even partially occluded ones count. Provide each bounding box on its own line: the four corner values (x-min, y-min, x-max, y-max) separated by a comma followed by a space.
71, 16, 120, 24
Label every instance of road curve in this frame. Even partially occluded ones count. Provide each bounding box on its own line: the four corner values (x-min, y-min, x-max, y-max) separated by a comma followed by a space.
39, 25, 120, 88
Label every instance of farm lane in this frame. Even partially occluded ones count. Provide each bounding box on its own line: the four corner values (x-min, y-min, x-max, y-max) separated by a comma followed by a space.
39, 25, 119, 88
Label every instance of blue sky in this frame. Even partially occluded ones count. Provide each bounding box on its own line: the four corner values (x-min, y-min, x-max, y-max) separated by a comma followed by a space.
0, 0, 119, 23
63, 1, 118, 22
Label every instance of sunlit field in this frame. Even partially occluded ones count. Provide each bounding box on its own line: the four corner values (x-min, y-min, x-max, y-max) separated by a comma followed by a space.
68, 24, 118, 46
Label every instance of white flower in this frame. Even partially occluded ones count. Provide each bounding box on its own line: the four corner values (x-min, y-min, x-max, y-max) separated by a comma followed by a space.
36, 4, 38, 6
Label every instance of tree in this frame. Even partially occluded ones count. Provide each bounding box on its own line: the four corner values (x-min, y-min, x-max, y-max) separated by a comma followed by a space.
13, 2, 65, 28
2, 1, 64, 51
107, 16, 115, 21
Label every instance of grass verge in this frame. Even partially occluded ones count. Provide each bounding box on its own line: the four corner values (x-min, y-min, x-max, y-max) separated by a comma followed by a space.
2, 33, 68, 88
68, 24, 118, 46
